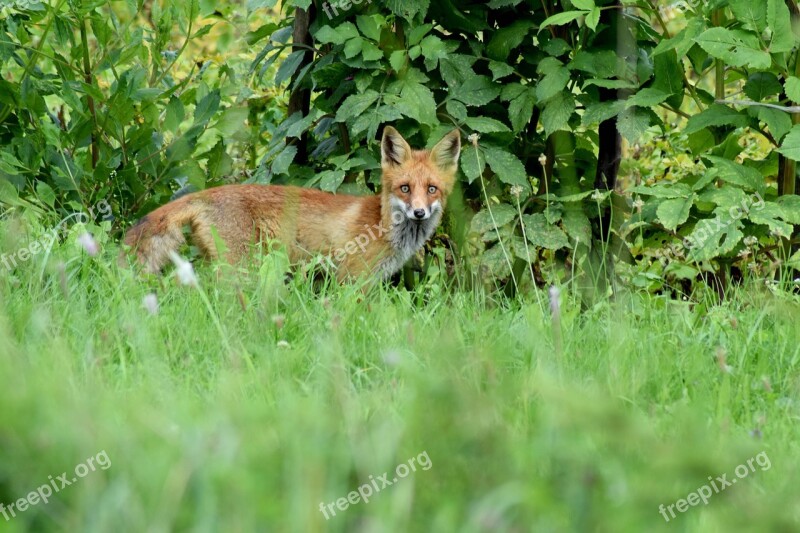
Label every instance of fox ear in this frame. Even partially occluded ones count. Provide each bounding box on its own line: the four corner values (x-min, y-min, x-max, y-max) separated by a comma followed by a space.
430, 129, 461, 172
381, 126, 412, 167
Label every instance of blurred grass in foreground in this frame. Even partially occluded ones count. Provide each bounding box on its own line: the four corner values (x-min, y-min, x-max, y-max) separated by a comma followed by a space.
0, 230, 799, 532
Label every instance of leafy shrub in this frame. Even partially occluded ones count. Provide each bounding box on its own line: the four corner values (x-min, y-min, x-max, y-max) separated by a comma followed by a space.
0, 0, 268, 225
251, 0, 800, 295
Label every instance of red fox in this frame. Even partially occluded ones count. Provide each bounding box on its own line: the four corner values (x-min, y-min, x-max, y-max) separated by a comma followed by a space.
123, 127, 461, 280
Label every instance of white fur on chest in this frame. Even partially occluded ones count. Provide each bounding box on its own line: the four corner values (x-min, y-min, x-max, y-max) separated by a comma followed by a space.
379, 203, 441, 279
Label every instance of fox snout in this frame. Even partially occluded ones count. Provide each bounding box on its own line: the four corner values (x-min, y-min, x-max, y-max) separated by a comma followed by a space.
390, 196, 442, 222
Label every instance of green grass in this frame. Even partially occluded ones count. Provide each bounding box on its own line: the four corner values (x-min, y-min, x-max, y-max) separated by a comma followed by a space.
1, 229, 800, 532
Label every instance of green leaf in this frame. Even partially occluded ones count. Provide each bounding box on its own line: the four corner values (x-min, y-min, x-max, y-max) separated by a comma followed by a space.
315, 23, 359, 45
464, 116, 511, 133
617, 107, 652, 143
213, 106, 249, 137
570, 50, 622, 78
501, 84, 536, 133
480, 244, 513, 279
625, 88, 670, 109
164, 95, 185, 132
454, 76, 501, 107
0, 179, 21, 205
335, 90, 380, 122
356, 14, 384, 41
460, 145, 486, 183
729, 0, 767, 33
777, 124, 800, 161
319, 170, 346, 192
748, 202, 793, 237
536, 66, 570, 102
582, 100, 626, 126
538, 11, 586, 32
704, 156, 764, 193
483, 146, 529, 188
653, 18, 705, 58
571, 0, 594, 9
275, 50, 305, 85
194, 90, 221, 125
488, 60, 515, 80
36, 182, 56, 208
486, 19, 531, 60
743, 72, 783, 101
389, 50, 406, 73
561, 204, 592, 247
470, 204, 517, 234
694, 28, 771, 69
767, 0, 796, 54
652, 51, 684, 96
757, 107, 793, 142
541, 92, 575, 137
439, 54, 477, 86
385, 0, 430, 21
344, 37, 365, 59
657, 196, 695, 231
522, 213, 570, 250
206, 141, 233, 181
446, 100, 468, 121
686, 210, 745, 261
684, 104, 749, 134
420, 34, 448, 70
629, 183, 693, 198
776, 195, 800, 223
408, 24, 433, 46
785, 76, 800, 104
397, 81, 438, 126
585, 7, 600, 31
272, 144, 297, 175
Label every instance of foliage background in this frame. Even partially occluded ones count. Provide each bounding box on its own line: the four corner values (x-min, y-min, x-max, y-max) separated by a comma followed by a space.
2, 0, 800, 297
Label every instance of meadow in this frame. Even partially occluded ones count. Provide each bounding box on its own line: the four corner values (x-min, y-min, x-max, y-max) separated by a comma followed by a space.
0, 232, 799, 532
3, 0, 800, 530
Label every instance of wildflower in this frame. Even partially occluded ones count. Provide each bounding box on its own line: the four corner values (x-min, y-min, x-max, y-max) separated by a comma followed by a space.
743, 236, 758, 247
382, 349, 401, 367
632, 197, 644, 211
277, 340, 290, 348
538, 153, 547, 167
509, 185, 524, 197
77, 232, 98, 257
591, 190, 604, 202
168, 251, 198, 287
467, 133, 480, 146
142, 293, 159, 316
548, 285, 561, 317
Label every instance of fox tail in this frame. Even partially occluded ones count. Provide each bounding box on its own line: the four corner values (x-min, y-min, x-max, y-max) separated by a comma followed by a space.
122, 197, 205, 273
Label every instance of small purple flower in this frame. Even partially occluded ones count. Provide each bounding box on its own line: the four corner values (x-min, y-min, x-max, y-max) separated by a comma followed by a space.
77, 232, 98, 257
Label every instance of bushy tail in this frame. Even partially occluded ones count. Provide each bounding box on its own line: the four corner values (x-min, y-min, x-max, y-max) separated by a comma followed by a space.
121, 197, 203, 273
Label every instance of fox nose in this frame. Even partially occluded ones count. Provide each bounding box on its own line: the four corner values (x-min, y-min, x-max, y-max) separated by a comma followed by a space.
413, 209, 426, 219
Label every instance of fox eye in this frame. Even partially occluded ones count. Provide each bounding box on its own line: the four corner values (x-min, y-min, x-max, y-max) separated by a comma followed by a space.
428, 185, 437, 194
400, 184, 410, 193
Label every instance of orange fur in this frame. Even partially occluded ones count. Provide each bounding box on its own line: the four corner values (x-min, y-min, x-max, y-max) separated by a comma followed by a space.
122, 127, 461, 280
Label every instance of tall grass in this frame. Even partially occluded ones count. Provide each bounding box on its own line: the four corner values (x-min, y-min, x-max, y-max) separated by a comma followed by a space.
0, 224, 799, 532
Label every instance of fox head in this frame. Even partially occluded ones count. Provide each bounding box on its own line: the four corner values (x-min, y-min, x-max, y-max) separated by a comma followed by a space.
380, 126, 461, 223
